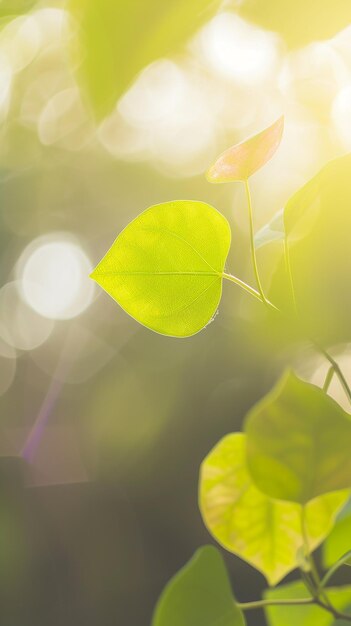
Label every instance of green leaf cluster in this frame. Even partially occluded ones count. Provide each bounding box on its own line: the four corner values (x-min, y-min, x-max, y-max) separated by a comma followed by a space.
90, 119, 351, 624
200, 430, 348, 586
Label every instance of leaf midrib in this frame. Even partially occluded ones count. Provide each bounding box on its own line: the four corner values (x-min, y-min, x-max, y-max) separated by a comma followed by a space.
92, 271, 221, 276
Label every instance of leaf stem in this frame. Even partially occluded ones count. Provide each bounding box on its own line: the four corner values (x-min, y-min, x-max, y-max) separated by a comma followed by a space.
300, 508, 340, 615
237, 596, 351, 621
222, 272, 264, 302
237, 598, 314, 611
222, 273, 279, 310
323, 365, 335, 393
301, 508, 323, 594
244, 179, 269, 306
316, 345, 351, 405
226, 209, 350, 404
314, 598, 351, 622
321, 551, 351, 588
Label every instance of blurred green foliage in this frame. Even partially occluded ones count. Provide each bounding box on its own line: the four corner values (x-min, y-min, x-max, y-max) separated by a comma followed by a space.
265, 581, 351, 625
323, 507, 351, 569
238, 0, 351, 48
68, 0, 220, 119
200, 432, 347, 586
152, 546, 245, 626
67, 0, 351, 120
245, 372, 351, 503
0, 0, 36, 17
266, 155, 351, 346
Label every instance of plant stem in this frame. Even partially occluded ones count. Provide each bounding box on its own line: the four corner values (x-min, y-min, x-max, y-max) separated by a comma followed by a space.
317, 345, 351, 404
222, 272, 263, 302
301, 509, 322, 593
244, 178, 269, 306
237, 598, 314, 611
300, 569, 318, 598
237, 594, 351, 621
314, 598, 351, 622
321, 551, 351, 588
224, 211, 351, 404
223, 272, 279, 310
300, 508, 340, 615
323, 365, 335, 393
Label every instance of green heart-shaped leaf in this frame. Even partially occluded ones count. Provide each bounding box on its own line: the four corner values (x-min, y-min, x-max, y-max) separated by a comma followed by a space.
91, 200, 231, 337
206, 117, 284, 183
199, 433, 348, 586
245, 371, 351, 504
265, 581, 351, 626
152, 545, 246, 626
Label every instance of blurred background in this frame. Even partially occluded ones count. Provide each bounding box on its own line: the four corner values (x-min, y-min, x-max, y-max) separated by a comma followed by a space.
1, 0, 351, 624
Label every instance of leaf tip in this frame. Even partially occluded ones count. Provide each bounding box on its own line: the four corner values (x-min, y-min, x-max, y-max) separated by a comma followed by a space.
205, 114, 285, 184
89, 267, 99, 282
205, 164, 220, 184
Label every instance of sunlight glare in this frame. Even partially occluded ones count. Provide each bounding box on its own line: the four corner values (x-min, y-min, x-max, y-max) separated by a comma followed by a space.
198, 12, 281, 85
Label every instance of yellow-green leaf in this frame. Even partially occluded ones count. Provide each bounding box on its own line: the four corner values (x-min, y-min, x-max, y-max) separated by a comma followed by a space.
199, 433, 348, 586
245, 372, 351, 504
265, 581, 351, 626
152, 546, 246, 626
323, 509, 351, 569
206, 117, 284, 183
237, 0, 351, 49
267, 153, 351, 345
90, 200, 231, 337
0, 0, 35, 16
68, 0, 220, 119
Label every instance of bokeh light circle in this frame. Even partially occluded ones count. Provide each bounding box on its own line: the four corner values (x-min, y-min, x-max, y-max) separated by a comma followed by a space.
17, 234, 95, 320
199, 12, 281, 85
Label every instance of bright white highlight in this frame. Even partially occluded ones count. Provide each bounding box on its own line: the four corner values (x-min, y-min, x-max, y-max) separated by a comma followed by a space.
101, 59, 221, 176
118, 60, 186, 128
199, 13, 280, 85
0, 15, 41, 74
17, 235, 95, 320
